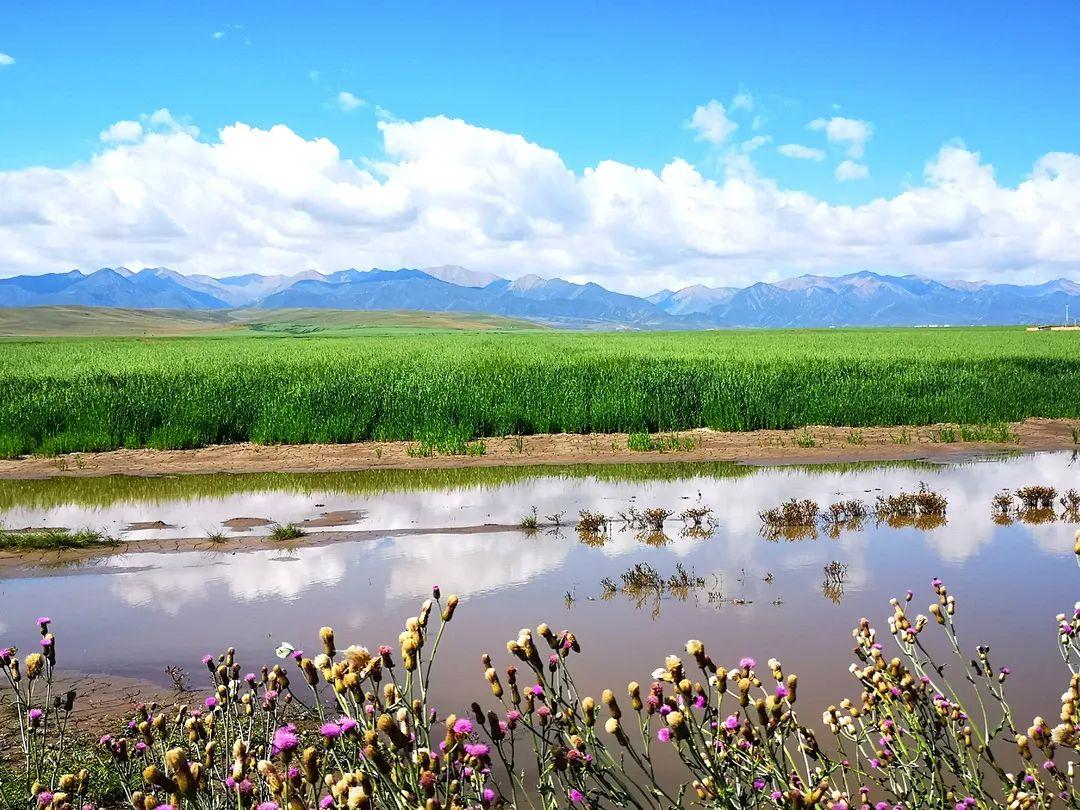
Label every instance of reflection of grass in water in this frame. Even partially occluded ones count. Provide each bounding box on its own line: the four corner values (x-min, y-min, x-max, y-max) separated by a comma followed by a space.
0, 461, 755, 512
0, 456, 960, 514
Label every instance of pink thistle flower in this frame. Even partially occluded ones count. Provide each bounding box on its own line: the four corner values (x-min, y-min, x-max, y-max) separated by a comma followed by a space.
320, 797, 335, 809
36, 617, 51, 628
739, 657, 755, 670
569, 789, 585, 804
482, 788, 496, 803
775, 685, 788, 699
201, 655, 213, 666
257, 803, 279, 810
37, 792, 53, 807
753, 779, 765, 790
338, 716, 358, 734
270, 725, 300, 756
657, 727, 672, 742
465, 742, 490, 757
452, 718, 473, 735
320, 722, 342, 739
723, 714, 740, 730
204, 697, 217, 710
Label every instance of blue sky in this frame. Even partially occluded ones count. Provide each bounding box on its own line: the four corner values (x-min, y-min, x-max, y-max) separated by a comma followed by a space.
1, 2, 1079, 290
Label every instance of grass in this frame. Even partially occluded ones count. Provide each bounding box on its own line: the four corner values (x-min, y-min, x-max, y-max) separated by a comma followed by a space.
268, 523, 306, 541
0, 527, 116, 551
626, 431, 694, 452
2, 326, 1080, 457
933, 422, 1016, 443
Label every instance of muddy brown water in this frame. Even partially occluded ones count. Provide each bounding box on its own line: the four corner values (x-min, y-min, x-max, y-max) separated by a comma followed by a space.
1, 453, 1079, 769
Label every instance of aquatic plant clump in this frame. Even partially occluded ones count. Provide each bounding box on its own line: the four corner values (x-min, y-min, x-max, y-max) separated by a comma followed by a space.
9, 567, 1080, 808
3, 328, 1080, 457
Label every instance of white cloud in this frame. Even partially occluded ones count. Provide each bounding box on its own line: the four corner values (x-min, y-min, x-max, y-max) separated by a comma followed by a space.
336, 91, 365, 113
730, 90, 754, 112
835, 160, 869, 181
99, 120, 144, 143
809, 116, 872, 158
211, 31, 225, 40
143, 108, 199, 137
3, 114, 1080, 293
740, 135, 772, 153
687, 99, 738, 145
0, 52, 13, 66
778, 143, 825, 161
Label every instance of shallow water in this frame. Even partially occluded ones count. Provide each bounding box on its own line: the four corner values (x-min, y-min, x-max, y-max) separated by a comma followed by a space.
1, 452, 1079, 748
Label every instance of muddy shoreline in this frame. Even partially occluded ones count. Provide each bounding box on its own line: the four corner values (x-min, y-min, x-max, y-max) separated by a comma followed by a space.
0, 418, 1076, 480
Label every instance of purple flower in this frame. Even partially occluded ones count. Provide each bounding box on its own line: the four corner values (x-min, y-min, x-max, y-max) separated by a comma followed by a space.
753, 779, 765, 790
320, 722, 342, 739
257, 804, 279, 810
291, 650, 304, 662
739, 657, 755, 670
657, 727, 672, 742
37, 792, 53, 807
270, 725, 300, 756
36, 617, 51, 628
244, 672, 257, 685
723, 714, 740, 730
869, 758, 881, 769
530, 684, 544, 697
201, 655, 213, 666
693, 694, 706, 708
569, 789, 585, 804
28, 708, 43, 722
39, 637, 53, 649
482, 788, 496, 803
338, 716, 358, 734
320, 797, 335, 809
465, 742, 490, 757
775, 685, 788, 699
204, 697, 217, 710
452, 718, 473, 735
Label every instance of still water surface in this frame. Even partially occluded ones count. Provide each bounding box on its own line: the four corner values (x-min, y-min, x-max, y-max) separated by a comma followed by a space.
1, 453, 1078, 738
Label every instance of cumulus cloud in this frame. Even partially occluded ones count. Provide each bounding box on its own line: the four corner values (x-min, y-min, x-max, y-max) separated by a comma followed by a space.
100, 120, 144, 143
835, 160, 869, 181
337, 91, 366, 113
809, 116, 872, 158
777, 143, 825, 161
2, 114, 1080, 293
687, 99, 738, 145
0, 52, 13, 66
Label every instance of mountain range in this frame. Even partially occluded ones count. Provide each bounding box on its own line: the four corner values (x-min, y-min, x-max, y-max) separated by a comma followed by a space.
2, 265, 1078, 329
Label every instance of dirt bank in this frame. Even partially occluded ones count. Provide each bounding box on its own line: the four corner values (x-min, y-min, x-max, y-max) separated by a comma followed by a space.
0, 418, 1076, 480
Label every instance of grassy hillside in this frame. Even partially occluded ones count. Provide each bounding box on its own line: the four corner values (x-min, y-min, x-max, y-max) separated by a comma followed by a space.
0, 306, 542, 336
1, 326, 1078, 457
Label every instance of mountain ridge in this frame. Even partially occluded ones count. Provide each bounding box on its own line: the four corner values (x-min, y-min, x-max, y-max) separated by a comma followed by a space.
1, 266, 1078, 329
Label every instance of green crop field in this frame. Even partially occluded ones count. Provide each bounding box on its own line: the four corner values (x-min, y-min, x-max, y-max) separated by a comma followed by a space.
1, 326, 1078, 457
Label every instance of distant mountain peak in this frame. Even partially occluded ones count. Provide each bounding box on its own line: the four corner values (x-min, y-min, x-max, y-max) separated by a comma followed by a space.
1, 266, 1079, 329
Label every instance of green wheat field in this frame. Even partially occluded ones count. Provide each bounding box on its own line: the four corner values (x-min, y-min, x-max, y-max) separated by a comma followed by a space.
2, 322, 1078, 457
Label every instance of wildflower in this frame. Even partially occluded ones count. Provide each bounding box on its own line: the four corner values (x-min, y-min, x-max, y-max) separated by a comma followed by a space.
320, 797, 335, 809
569, 789, 585, 804
775, 685, 789, 699
36, 617, 51, 629
739, 657, 756, 671
257, 803, 279, 810
453, 718, 473, 735
271, 725, 300, 757
657, 727, 672, 742
465, 742, 490, 758
320, 722, 342, 739
723, 714, 740, 730
28, 708, 43, 727
753, 779, 765, 790
37, 792, 54, 807
483, 788, 496, 803
201, 654, 213, 668
338, 716, 358, 734
204, 697, 217, 710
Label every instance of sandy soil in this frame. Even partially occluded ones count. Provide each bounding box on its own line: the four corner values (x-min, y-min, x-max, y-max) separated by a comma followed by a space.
0, 418, 1075, 480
